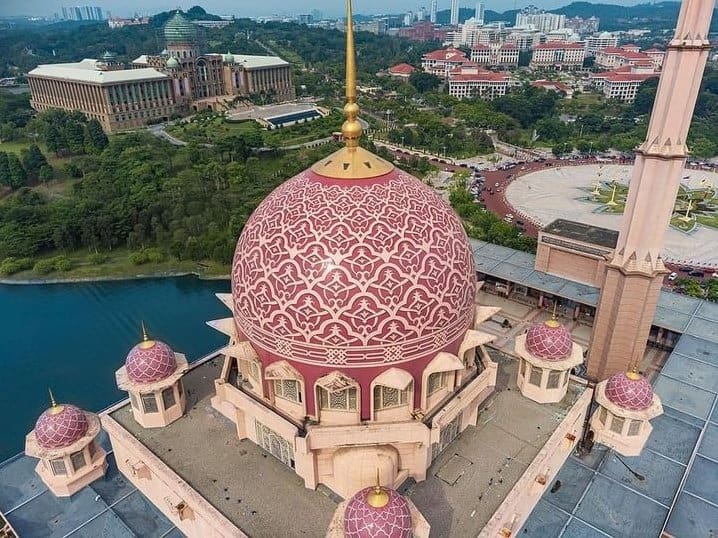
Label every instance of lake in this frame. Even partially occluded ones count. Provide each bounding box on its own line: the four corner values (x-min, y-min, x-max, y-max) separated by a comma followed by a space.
0, 277, 231, 461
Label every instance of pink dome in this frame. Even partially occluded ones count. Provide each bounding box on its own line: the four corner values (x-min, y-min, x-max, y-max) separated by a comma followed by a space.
35, 405, 89, 449
344, 486, 412, 538
231, 168, 476, 369
525, 320, 573, 360
125, 339, 177, 383
605, 372, 654, 410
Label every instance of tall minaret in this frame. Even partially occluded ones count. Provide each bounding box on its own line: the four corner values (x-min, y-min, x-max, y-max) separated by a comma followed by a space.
587, 0, 715, 381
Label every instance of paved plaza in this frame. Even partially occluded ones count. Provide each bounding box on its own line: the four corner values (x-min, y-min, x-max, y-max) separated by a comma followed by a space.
505, 164, 718, 267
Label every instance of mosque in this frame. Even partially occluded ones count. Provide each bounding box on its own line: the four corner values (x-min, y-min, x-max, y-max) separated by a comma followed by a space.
4, 1, 717, 537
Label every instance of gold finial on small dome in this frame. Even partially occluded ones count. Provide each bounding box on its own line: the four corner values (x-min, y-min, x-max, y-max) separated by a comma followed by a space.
139, 320, 156, 349
48, 387, 64, 415
366, 468, 390, 508
545, 302, 560, 328
626, 364, 641, 380
310, 0, 393, 179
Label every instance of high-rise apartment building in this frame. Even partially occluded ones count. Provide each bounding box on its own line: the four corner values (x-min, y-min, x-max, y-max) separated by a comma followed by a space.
515, 5, 565, 33
450, 0, 459, 25
475, 2, 485, 25
61, 5, 104, 21
430, 0, 437, 23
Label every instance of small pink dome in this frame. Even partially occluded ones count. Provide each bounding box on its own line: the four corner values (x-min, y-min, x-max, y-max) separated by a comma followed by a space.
605, 372, 654, 410
344, 486, 412, 538
525, 320, 573, 360
125, 339, 177, 383
35, 405, 89, 449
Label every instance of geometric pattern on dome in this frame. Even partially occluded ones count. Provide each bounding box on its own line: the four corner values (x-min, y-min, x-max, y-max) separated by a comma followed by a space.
231, 169, 476, 367
125, 340, 177, 383
344, 486, 412, 538
34, 405, 89, 449
525, 322, 573, 360
605, 372, 654, 410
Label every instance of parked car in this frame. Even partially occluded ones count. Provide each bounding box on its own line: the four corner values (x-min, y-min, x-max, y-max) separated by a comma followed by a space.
688, 270, 705, 277
668, 272, 678, 281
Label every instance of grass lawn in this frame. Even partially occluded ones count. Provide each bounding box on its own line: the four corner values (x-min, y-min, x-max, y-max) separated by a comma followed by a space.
0, 139, 74, 176
168, 112, 343, 148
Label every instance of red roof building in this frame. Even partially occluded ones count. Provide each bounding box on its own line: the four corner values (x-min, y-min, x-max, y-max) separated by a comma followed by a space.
388, 63, 416, 79
421, 47, 468, 78
531, 79, 574, 98
448, 64, 511, 100
530, 41, 585, 70
470, 43, 519, 68
595, 46, 665, 70
590, 66, 659, 102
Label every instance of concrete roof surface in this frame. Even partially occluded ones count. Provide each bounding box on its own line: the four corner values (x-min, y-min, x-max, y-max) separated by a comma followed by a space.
29, 59, 167, 84
521, 326, 718, 537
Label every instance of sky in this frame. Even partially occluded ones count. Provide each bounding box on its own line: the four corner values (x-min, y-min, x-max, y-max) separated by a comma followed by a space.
0, 0, 649, 19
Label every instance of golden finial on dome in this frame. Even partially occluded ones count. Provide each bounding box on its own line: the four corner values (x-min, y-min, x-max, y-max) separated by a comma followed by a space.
545, 302, 560, 328
310, 0, 394, 179
626, 363, 641, 380
139, 320, 156, 349
48, 387, 64, 415
342, 0, 362, 149
366, 468, 390, 508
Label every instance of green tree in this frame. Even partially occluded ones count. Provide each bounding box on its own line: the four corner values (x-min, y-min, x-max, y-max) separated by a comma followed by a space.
409, 71, 441, 93
39, 165, 54, 183
64, 121, 85, 154
0, 152, 9, 187
632, 78, 659, 115
21, 144, 49, 180
84, 119, 108, 153
45, 125, 63, 155
6, 152, 26, 188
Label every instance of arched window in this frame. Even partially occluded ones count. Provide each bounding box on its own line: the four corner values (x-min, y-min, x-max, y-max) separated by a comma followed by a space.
427, 371, 452, 395
315, 371, 360, 413
374, 384, 410, 410
265, 360, 305, 419
318, 386, 357, 411
274, 379, 302, 403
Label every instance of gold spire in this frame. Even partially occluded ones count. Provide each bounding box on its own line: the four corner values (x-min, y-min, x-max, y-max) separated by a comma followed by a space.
48, 387, 64, 415
626, 364, 641, 380
545, 302, 560, 328
343, 0, 360, 148
310, 0, 393, 180
366, 468, 390, 508
139, 320, 156, 349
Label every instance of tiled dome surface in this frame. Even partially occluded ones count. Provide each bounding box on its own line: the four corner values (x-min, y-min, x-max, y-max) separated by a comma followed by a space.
344, 486, 412, 538
605, 372, 654, 410
125, 340, 177, 383
35, 405, 89, 449
525, 322, 573, 360
231, 168, 476, 369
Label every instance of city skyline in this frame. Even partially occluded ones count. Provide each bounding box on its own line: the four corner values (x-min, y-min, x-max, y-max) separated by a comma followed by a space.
0, 0, 654, 19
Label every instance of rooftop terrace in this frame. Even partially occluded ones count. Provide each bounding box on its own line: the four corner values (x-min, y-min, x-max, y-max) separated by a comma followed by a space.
521, 332, 718, 537
105, 349, 586, 536
0, 431, 180, 537
109, 357, 338, 538
542, 219, 619, 249
407, 350, 585, 534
